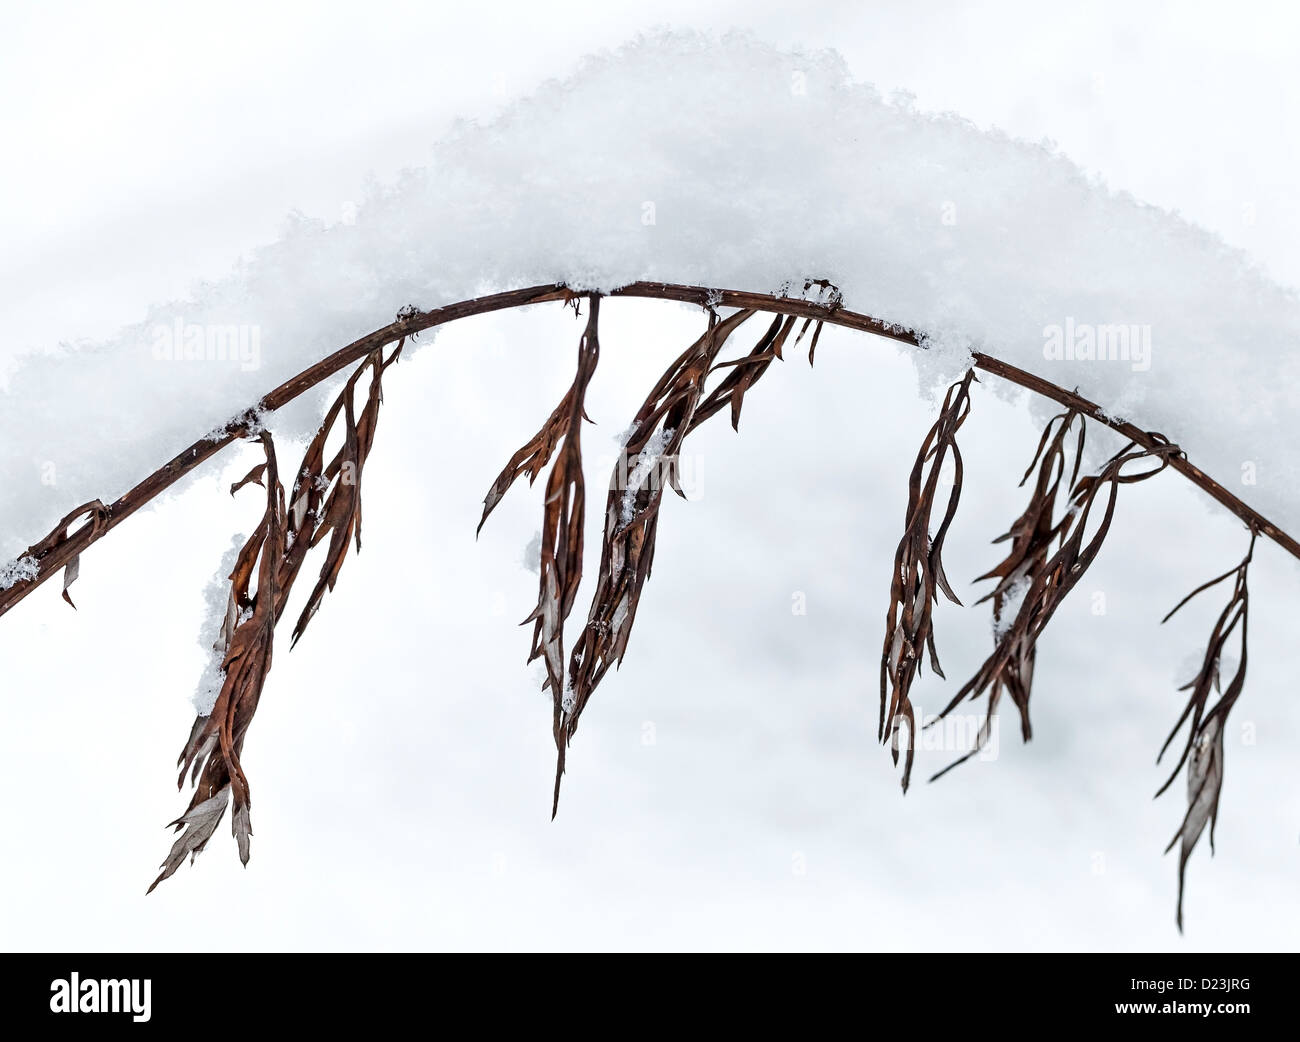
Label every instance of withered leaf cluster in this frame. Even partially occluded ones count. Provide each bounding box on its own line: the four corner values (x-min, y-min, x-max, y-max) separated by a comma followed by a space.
479, 300, 823, 813
927, 428, 1179, 781
1, 283, 1274, 931
885, 391, 1249, 926
879, 371, 974, 791
18, 499, 108, 609
1156, 531, 1255, 931
927, 408, 1089, 778
150, 339, 403, 890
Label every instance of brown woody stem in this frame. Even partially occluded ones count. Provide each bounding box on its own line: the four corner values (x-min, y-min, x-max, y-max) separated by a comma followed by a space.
3, 281, 1295, 619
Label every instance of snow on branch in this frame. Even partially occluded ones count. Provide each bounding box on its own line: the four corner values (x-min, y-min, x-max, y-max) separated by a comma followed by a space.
0, 286, 1291, 929
3, 32, 1299, 561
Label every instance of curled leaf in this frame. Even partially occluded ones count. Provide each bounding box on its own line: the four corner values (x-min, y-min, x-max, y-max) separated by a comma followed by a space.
230, 462, 268, 496
880, 371, 975, 792
61, 554, 81, 609
558, 307, 757, 811
1156, 529, 1254, 930
148, 787, 230, 893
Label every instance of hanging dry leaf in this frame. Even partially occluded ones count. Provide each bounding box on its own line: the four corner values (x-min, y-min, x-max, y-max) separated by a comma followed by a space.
0, 282, 1272, 928
880, 371, 975, 792
1156, 530, 1254, 930
558, 306, 758, 812
928, 410, 1086, 774
61, 554, 81, 609
146, 788, 230, 894
928, 436, 1180, 781
154, 338, 405, 889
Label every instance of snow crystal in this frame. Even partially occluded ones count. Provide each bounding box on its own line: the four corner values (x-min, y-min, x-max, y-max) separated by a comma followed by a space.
3, 30, 1299, 557
0, 555, 39, 590
192, 536, 244, 716
1175, 651, 1240, 689
522, 531, 542, 575
620, 427, 674, 528
992, 574, 1032, 639
201, 406, 269, 444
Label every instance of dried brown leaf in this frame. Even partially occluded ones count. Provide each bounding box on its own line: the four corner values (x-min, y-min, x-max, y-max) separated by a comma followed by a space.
523, 299, 601, 776
929, 435, 1180, 781
880, 371, 975, 792
61, 554, 80, 609
557, 307, 757, 812
147, 787, 231, 893
1155, 530, 1254, 930
155, 339, 404, 889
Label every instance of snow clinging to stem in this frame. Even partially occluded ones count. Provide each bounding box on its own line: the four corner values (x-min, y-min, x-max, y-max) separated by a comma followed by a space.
2, 29, 1298, 557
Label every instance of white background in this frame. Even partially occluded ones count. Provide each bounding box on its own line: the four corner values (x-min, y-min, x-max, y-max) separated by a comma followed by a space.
0, 0, 1297, 950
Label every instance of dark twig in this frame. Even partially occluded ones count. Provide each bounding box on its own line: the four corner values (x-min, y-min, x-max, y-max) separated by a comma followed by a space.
3, 285, 1295, 625
0, 284, 1291, 921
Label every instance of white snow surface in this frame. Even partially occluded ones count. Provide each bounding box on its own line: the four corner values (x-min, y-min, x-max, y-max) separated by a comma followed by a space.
0, 556, 39, 590
3, 29, 1298, 557
620, 427, 675, 528
192, 535, 244, 716
992, 573, 1032, 640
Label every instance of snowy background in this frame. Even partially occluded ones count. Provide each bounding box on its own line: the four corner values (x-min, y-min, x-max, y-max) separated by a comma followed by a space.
1, 0, 1297, 951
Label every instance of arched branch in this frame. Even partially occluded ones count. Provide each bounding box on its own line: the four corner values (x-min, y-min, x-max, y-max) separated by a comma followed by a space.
2, 281, 1292, 920
3, 282, 1293, 623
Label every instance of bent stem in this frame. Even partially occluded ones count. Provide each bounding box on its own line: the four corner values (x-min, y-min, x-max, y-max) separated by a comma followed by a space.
0, 285, 1291, 918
